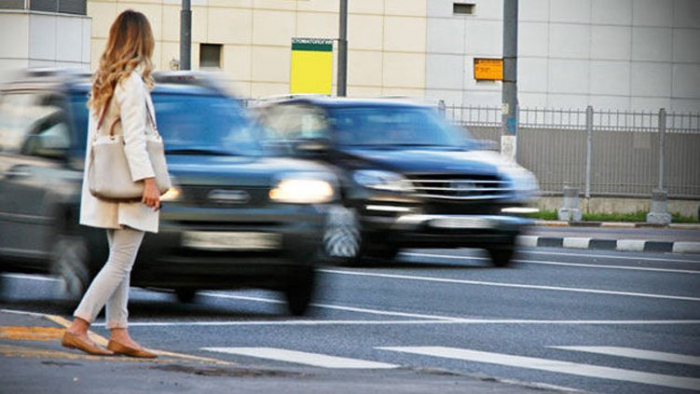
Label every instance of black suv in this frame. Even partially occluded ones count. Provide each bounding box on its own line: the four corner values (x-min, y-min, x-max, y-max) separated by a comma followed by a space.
0, 70, 337, 315
255, 97, 538, 266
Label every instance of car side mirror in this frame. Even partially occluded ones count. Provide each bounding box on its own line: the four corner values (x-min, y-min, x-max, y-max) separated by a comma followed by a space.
294, 137, 331, 157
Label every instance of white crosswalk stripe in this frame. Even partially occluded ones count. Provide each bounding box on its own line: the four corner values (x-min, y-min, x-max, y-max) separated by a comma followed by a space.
378, 346, 700, 391
202, 347, 398, 369
551, 346, 700, 366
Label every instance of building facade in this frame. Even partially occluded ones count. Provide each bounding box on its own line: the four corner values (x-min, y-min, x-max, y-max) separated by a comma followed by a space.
0, 0, 91, 74
4, 0, 698, 113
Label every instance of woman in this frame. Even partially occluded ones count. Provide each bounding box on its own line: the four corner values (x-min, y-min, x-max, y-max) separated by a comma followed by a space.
61, 10, 162, 359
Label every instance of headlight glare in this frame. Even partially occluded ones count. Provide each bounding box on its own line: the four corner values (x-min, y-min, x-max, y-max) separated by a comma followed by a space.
270, 179, 335, 204
161, 187, 181, 202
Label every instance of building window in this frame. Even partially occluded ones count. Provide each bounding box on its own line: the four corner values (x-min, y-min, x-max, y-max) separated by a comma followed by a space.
200, 44, 222, 69
0, 0, 87, 15
453, 3, 475, 15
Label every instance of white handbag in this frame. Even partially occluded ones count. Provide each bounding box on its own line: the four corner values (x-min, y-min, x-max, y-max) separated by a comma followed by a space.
88, 96, 171, 201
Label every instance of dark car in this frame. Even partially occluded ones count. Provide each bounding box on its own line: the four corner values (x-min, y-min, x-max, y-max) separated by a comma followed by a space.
254, 97, 538, 266
0, 70, 338, 315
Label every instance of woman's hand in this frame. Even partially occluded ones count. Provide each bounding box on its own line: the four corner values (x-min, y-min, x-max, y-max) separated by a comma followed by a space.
141, 178, 161, 211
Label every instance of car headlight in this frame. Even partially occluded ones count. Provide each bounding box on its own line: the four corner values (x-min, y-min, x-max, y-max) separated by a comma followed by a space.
353, 170, 414, 192
505, 169, 539, 198
270, 174, 336, 204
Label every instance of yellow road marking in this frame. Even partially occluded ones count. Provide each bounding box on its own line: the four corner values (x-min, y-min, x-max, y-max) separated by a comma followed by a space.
0, 344, 170, 363
43, 313, 233, 365
0, 326, 64, 341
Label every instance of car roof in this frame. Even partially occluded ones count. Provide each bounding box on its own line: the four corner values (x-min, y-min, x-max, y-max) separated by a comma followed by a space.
1, 69, 231, 97
261, 96, 433, 110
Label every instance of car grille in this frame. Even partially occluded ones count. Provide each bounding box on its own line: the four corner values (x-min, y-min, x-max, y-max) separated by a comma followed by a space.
179, 186, 269, 207
408, 174, 512, 201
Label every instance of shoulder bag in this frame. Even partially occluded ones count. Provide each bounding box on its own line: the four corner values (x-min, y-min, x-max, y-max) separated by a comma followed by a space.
88, 95, 171, 201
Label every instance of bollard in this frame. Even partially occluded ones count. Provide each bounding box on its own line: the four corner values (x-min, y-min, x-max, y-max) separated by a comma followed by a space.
558, 186, 582, 222
646, 189, 671, 225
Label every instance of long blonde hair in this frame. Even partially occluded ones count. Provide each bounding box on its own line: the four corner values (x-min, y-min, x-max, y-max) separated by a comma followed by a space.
89, 10, 155, 114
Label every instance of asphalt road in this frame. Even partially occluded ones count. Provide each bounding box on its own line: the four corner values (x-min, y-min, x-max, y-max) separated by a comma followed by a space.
2, 246, 699, 393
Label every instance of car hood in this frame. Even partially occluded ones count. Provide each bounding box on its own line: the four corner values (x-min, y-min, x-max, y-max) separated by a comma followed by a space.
339, 147, 513, 176
165, 154, 331, 186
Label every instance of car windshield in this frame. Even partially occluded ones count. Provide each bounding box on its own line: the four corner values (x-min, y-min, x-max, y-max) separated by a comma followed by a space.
327, 106, 472, 148
69, 91, 263, 156
155, 94, 262, 156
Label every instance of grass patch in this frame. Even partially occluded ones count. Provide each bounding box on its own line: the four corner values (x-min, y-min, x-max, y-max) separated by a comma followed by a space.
524, 209, 699, 223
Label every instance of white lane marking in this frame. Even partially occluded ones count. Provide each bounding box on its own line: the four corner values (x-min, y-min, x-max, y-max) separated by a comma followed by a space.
562, 237, 591, 249
404, 252, 700, 274
98, 319, 700, 328
515, 260, 700, 275
200, 292, 460, 321
203, 347, 398, 369
522, 249, 700, 264
379, 346, 700, 391
320, 269, 700, 302
551, 346, 700, 366
1, 273, 60, 282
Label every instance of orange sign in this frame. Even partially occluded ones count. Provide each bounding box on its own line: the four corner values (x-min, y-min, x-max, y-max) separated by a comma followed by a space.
474, 58, 503, 81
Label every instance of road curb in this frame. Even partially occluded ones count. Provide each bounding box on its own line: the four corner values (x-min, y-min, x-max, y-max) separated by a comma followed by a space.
518, 236, 700, 254
535, 220, 700, 230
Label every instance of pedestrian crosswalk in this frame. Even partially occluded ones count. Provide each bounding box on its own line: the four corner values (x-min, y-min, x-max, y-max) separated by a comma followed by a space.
203, 347, 398, 369
203, 345, 700, 391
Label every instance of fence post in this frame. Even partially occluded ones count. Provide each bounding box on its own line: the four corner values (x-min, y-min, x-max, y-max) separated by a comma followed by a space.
585, 106, 593, 199
658, 108, 666, 190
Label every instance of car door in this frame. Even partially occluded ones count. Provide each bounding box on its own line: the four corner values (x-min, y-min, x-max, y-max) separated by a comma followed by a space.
0, 90, 73, 267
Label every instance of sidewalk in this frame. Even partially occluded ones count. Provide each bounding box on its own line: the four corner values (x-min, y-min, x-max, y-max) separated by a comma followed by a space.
0, 309, 574, 394
521, 221, 700, 254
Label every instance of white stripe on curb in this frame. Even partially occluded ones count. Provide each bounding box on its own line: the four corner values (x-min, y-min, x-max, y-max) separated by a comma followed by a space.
616, 240, 646, 252
562, 237, 591, 249
673, 242, 700, 254
517, 236, 538, 247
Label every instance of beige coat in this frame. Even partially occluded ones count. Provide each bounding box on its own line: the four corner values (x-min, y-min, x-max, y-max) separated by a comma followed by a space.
80, 68, 160, 233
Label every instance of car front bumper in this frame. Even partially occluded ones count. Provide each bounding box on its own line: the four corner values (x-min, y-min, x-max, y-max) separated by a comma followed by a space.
363, 213, 531, 249
132, 203, 328, 289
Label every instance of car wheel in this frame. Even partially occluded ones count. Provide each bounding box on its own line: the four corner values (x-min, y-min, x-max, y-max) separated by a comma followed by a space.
283, 266, 316, 316
323, 205, 361, 260
175, 289, 198, 303
487, 246, 516, 268
51, 235, 92, 299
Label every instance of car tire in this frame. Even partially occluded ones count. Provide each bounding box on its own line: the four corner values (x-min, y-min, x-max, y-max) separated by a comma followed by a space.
284, 266, 316, 316
487, 246, 516, 268
175, 289, 198, 303
51, 234, 92, 300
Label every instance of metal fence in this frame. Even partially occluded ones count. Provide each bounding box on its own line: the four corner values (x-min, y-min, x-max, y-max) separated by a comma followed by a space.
445, 105, 700, 199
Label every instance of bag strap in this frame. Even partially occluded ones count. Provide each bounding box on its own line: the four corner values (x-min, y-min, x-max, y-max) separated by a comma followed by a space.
96, 94, 113, 133
144, 97, 161, 137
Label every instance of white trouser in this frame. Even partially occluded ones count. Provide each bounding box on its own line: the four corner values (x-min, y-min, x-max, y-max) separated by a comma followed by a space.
73, 227, 145, 329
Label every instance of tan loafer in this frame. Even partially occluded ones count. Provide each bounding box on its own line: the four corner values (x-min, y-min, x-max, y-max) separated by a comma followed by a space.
107, 340, 158, 359
61, 332, 114, 356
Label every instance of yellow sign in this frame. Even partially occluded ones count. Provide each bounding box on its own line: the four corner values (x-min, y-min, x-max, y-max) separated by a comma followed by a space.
290, 38, 333, 94
474, 58, 503, 81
